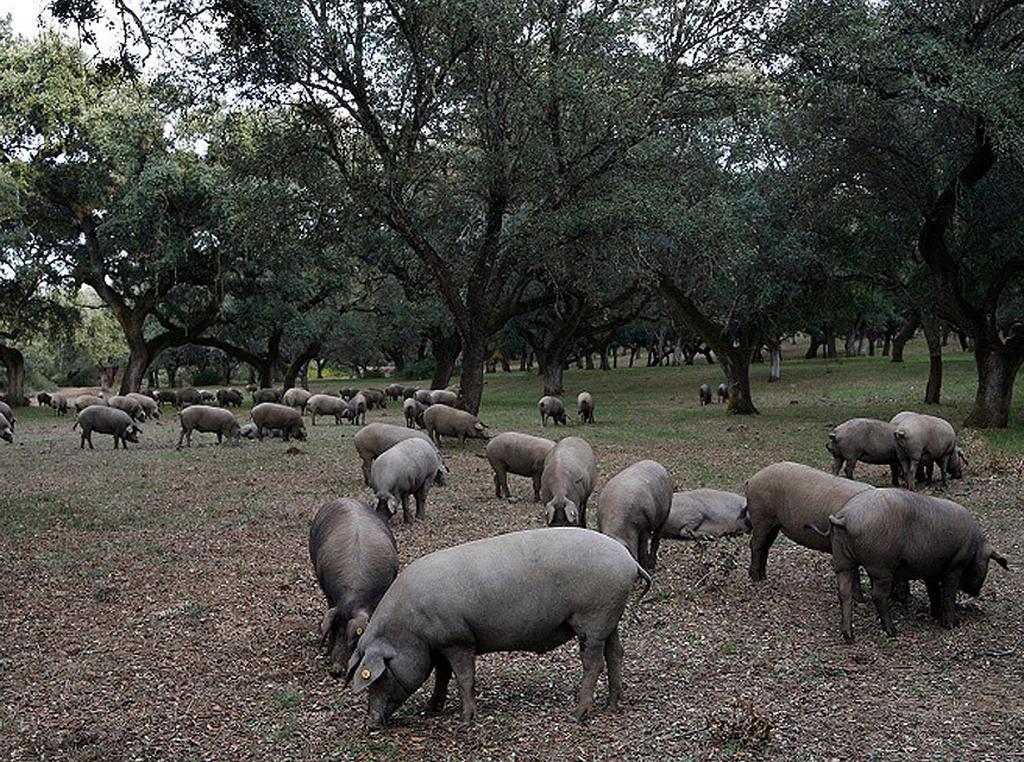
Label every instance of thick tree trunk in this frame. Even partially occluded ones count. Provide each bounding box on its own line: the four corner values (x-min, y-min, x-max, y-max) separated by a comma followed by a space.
824, 323, 837, 359
457, 333, 487, 415
720, 347, 758, 414
891, 311, 920, 363
599, 345, 610, 371
882, 332, 892, 357
430, 331, 462, 390
805, 334, 821, 359
542, 362, 565, 397
0, 345, 28, 406
121, 334, 151, 394
166, 365, 179, 387
584, 352, 594, 370
922, 316, 942, 405
964, 345, 1023, 428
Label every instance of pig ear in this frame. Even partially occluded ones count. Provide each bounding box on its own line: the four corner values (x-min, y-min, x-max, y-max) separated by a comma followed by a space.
990, 548, 1008, 570
564, 500, 578, 524
320, 607, 338, 644
957, 447, 968, 465
349, 646, 392, 692
544, 502, 557, 525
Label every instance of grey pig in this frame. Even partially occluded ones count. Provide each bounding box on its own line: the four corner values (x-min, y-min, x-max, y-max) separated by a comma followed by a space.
74, 394, 106, 413
342, 393, 368, 425
384, 384, 405, 400
403, 398, 426, 429
827, 418, 900, 485
0, 400, 15, 430
538, 395, 567, 426
108, 394, 146, 422
540, 436, 596, 527
127, 392, 160, 420
251, 402, 307, 441
662, 489, 751, 540
176, 388, 203, 407
577, 391, 595, 424
353, 423, 433, 486
156, 390, 178, 407
413, 389, 434, 406
597, 460, 673, 570
890, 411, 963, 490
252, 388, 282, 405
217, 388, 244, 407
239, 422, 283, 439
430, 389, 458, 407
820, 489, 1007, 641
370, 437, 447, 524
423, 404, 489, 446
50, 393, 69, 416
309, 498, 398, 679
699, 384, 712, 406
361, 388, 387, 410
307, 394, 347, 425
347, 527, 651, 727
283, 387, 313, 413
0, 414, 11, 443
485, 432, 555, 501
717, 383, 728, 403
73, 405, 140, 449
177, 405, 241, 448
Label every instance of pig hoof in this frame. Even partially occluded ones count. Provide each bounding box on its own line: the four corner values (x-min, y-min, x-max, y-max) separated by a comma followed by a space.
842, 632, 855, 644
571, 706, 593, 724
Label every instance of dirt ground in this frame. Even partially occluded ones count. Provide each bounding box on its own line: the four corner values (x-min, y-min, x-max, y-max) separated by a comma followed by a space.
2, 357, 1023, 760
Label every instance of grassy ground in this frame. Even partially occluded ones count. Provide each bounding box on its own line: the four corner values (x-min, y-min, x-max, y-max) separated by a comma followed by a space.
2, 341, 1022, 760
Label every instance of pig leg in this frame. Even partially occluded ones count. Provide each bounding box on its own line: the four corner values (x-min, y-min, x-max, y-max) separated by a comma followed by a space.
442, 647, 477, 725
649, 530, 663, 571
572, 635, 606, 723
635, 531, 649, 570
532, 473, 542, 502
426, 657, 452, 714
401, 494, 412, 525
889, 463, 901, 487
604, 627, 624, 711
837, 568, 857, 642
869, 573, 896, 637
414, 485, 427, 520
843, 459, 857, 479
578, 498, 588, 529
830, 456, 843, 476
925, 578, 942, 620
748, 524, 780, 581
492, 466, 504, 498
940, 570, 961, 629
177, 428, 187, 450
937, 455, 949, 487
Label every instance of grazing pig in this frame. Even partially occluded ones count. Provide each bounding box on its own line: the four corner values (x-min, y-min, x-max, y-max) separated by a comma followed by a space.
251, 387, 282, 405
73, 394, 106, 413
423, 404, 489, 446
699, 384, 712, 406
283, 387, 313, 413
827, 418, 900, 485
347, 528, 650, 727
717, 383, 728, 403
384, 383, 405, 401
485, 432, 555, 501
176, 388, 203, 407
353, 423, 433, 485
890, 411, 961, 490
822, 489, 1008, 641
108, 395, 146, 422
577, 392, 595, 424
538, 395, 568, 426
342, 393, 368, 425
251, 402, 307, 441
413, 389, 434, 406
310, 498, 398, 679
36, 391, 52, 407
403, 398, 426, 429
402, 387, 417, 399
540, 436, 597, 527
73, 405, 140, 449
430, 389, 458, 407
370, 438, 447, 524
307, 394, 347, 425
0, 414, 11, 443
199, 389, 215, 402
662, 489, 751, 540
339, 387, 360, 400
746, 461, 873, 582
597, 460, 673, 571
217, 388, 244, 407
177, 405, 241, 448
49, 393, 69, 416
0, 400, 15, 430
156, 390, 178, 407
127, 392, 160, 420
362, 388, 387, 410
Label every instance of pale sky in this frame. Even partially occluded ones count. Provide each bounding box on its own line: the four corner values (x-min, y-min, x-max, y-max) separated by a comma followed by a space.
1, 0, 53, 38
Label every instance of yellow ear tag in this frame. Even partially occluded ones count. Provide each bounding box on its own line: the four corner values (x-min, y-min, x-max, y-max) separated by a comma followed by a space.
356, 627, 364, 636
361, 669, 371, 680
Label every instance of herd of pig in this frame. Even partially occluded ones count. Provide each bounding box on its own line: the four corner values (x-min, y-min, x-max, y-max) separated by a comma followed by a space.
8, 387, 1009, 729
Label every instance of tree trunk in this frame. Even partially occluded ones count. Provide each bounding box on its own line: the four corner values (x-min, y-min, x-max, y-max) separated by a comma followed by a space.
584, 352, 594, 370
120, 333, 151, 393
599, 345, 610, 371
805, 333, 821, 359
720, 347, 758, 414
0, 345, 28, 406
964, 345, 1023, 428
922, 316, 942, 405
167, 365, 179, 387
612, 346, 618, 369
457, 332, 487, 415
768, 342, 781, 383
430, 330, 461, 389
542, 362, 565, 397
882, 332, 892, 357
824, 323, 837, 359
315, 357, 325, 379
519, 353, 527, 372
891, 311, 920, 363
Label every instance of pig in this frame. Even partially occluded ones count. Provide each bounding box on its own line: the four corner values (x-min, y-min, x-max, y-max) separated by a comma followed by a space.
283, 387, 313, 413
341, 393, 368, 425
339, 387, 360, 400
49, 393, 69, 416
538, 395, 568, 426
821, 489, 1008, 641
177, 405, 241, 448
156, 390, 178, 407
699, 384, 712, 406
384, 384, 405, 401
353, 423, 433, 485
827, 418, 900, 485
217, 388, 244, 407
0, 414, 11, 443
413, 389, 434, 406
430, 389, 459, 407
890, 411, 963, 490
370, 437, 447, 524
36, 391, 52, 407
577, 391, 595, 424
250, 402, 307, 441
108, 395, 146, 422
746, 461, 873, 582
597, 460, 673, 570
717, 383, 729, 403
310, 498, 398, 679
74, 394, 106, 413
402, 387, 418, 399
307, 394, 347, 425
347, 528, 650, 727
362, 388, 387, 410
0, 400, 15, 430
661, 489, 751, 540
239, 422, 284, 439
73, 405, 140, 449
176, 388, 203, 407
485, 432, 555, 501
540, 436, 597, 527
127, 392, 160, 420
423, 404, 489, 446
251, 388, 282, 405
403, 398, 426, 429
199, 389, 215, 403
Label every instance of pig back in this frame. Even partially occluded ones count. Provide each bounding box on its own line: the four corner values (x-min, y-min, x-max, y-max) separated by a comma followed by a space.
310, 499, 397, 609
